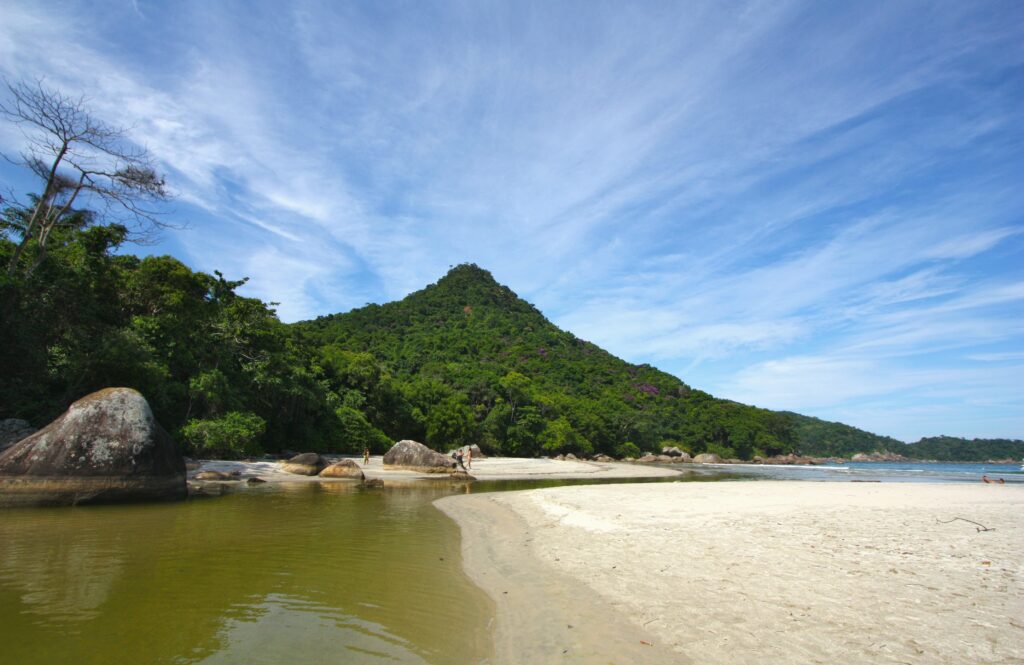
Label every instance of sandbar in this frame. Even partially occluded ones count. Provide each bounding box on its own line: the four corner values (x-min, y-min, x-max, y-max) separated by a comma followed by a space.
437, 481, 1024, 664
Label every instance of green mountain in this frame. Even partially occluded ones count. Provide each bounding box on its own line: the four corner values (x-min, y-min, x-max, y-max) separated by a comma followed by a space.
295, 264, 796, 459
783, 412, 905, 458
900, 436, 1024, 462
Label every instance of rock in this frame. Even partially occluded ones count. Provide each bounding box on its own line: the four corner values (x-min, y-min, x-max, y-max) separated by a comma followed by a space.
692, 453, 722, 464
319, 459, 365, 480
555, 454, 565, 461
565, 453, 578, 461
0, 419, 36, 452
383, 440, 454, 473
656, 455, 675, 463
194, 470, 240, 481
363, 478, 384, 487
0, 388, 186, 507
280, 453, 328, 476
636, 454, 658, 463
246, 477, 267, 485
662, 446, 684, 457
677, 452, 692, 463
593, 454, 614, 463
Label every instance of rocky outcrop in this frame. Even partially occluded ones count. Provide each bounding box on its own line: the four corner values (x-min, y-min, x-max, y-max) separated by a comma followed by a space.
662, 446, 685, 457
0, 419, 36, 453
319, 459, 365, 480
280, 453, 328, 476
636, 454, 658, 463
692, 453, 722, 464
449, 444, 485, 459
383, 440, 454, 473
0, 388, 186, 507
851, 452, 908, 462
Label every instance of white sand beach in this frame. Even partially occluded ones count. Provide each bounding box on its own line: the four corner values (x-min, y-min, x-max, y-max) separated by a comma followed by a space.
437, 481, 1024, 664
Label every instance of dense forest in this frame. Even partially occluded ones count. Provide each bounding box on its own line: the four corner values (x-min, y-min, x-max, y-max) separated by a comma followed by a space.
0, 205, 1020, 464
3, 219, 1022, 461
295, 264, 797, 459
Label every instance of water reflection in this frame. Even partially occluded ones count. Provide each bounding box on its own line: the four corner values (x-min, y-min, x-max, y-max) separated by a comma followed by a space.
0, 486, 494, 665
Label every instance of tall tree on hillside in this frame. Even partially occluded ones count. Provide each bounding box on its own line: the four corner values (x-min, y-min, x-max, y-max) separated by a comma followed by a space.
0, 78, 170, 276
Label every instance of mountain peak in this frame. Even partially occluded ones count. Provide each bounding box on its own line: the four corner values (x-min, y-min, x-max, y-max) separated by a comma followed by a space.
434, 263, 499, 287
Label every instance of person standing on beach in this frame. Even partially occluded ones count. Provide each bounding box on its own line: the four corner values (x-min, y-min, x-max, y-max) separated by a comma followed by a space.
363, 446, 370, 466
466, 446, 473, 470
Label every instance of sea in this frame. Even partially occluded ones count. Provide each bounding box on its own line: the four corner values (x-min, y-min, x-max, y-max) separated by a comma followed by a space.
682, 460, 1024, 484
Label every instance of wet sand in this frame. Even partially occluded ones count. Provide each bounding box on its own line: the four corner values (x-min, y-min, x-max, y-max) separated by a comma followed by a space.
438, 481, 1024, 664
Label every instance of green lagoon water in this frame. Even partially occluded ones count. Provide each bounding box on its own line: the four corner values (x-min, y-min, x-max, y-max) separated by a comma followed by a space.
0, 482, 494, 665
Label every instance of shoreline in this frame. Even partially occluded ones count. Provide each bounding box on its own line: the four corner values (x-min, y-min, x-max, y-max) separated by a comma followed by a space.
438, 481, 1024, 664
190, 454, 683, 487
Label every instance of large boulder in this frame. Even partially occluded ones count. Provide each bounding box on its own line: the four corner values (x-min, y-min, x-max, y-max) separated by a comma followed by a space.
636, 454, 658, 463
693, 453, 722, 464
280, 453, 328, 476
383, 440, 454, 473
0, 419, 36, 453
0, 388, 186, 507
319, 459, 365, 480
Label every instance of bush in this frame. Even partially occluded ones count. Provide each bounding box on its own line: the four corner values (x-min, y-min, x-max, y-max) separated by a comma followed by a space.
615, 441, 641, 459
182, 411, 266, 458
335, 405, 392, 453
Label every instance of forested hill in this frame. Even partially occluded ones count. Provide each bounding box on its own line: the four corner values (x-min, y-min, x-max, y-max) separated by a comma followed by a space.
785, 413, 1024, 461
784, 412, 906, 457
295, 264, 796, 459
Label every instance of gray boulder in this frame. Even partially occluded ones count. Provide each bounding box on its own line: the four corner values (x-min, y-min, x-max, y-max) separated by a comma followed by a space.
280, 453, 328, 476
383, 440, 454, 473
0, 388, 186, 507
0, 419, 36, 453
319, 459, 365, 480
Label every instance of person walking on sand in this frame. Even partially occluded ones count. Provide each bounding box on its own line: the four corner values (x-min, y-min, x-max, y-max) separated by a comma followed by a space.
466, 446, 472, 470
363, 447, 370, 466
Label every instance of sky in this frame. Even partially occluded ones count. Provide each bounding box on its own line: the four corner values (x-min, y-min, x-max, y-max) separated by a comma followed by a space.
1, 0, 1022, 441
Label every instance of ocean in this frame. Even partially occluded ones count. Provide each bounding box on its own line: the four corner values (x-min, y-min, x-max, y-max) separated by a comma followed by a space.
687, 460, 1024, 484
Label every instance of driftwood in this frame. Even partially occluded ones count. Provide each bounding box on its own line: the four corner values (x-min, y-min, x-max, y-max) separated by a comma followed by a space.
937, 517, 994, 532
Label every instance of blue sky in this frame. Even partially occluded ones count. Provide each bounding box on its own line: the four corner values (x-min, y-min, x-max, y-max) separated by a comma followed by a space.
1, 0, 1022, 441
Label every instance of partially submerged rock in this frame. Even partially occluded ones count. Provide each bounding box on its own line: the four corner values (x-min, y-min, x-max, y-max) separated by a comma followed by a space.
280, 453, 328, 476
692, 453, 722, 464
194, 470, 241, 481
0, 388, 186, 507
319, 459, 365, 480
0, 419, 36, 453
383, 440, 454, 473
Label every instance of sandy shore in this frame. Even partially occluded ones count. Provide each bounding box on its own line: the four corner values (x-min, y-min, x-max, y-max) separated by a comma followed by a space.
193, 455, 682, 484
437, 481, 1024, 664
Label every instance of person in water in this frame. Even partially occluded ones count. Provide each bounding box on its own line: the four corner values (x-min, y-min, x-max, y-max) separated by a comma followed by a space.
981, 475, 1005, 484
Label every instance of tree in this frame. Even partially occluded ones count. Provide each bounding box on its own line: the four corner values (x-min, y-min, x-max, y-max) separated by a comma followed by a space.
1, 78, 170, 276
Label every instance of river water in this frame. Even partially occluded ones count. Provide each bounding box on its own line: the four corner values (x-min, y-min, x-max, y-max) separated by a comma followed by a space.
1, 462, 1020, 664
